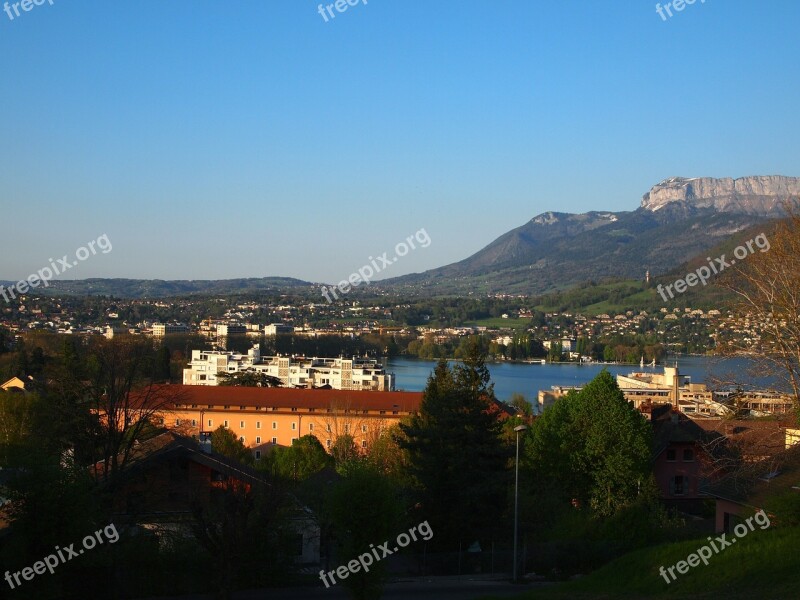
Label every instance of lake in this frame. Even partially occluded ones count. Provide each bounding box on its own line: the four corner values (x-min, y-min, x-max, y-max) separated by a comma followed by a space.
385, 355, 771, 408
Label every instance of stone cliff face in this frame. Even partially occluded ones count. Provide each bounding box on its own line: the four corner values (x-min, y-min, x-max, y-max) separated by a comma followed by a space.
641, 176, 800, 214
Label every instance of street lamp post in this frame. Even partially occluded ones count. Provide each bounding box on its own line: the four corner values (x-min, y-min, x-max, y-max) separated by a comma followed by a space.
513, 424, 528, 582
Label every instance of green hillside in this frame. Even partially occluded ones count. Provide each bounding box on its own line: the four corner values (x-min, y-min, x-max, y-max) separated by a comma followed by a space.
487, 526, 799, 599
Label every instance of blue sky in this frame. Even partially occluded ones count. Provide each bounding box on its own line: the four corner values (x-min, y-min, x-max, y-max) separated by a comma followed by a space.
1, 0, 798, 283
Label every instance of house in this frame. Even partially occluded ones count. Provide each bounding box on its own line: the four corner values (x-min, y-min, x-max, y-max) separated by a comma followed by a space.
650, 406, 712, 513
702, 445, 800, 533
104, 431, 321, 564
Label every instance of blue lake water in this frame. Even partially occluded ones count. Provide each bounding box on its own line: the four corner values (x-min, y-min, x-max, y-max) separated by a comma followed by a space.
385, 355, 770, 407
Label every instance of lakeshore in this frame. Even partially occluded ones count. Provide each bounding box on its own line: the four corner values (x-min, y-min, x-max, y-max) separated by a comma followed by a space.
386, 355, 771, 405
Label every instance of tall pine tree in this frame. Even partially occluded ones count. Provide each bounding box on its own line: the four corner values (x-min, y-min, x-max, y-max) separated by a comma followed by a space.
399, 341, 510, 549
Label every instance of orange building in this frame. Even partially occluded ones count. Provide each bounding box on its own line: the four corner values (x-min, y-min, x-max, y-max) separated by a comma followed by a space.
162, 386, 422, 455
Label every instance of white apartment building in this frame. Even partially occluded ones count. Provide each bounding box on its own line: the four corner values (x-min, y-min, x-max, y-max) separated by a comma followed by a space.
183, 344, 395, 391
264, 323, 294, 336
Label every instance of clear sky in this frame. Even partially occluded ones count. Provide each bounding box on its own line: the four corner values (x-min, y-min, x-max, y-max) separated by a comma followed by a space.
1, 0, 798, 283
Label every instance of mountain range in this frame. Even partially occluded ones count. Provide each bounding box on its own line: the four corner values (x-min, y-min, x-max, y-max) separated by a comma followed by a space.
381, 175, 800, 295
6, 175, 798, 299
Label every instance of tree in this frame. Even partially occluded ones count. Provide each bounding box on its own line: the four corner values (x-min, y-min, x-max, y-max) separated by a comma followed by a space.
189, 474, 289, 600
211, 426, 254, 466
264, 435, 332, 481
217, 371, 284, 387
153, 346, 172, 382
325, 463, 403, 600
331, 434, 359, 468
719, 211, 800, 421
85, 339, 187, 483
366, 423, 412, 486
525, 371, 653, 518
399, 343, 510, 549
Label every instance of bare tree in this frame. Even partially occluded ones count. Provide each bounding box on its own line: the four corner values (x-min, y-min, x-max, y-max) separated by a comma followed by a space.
717, 204, 800, 421
82, 338, 187, 482
309, 397, 391, 454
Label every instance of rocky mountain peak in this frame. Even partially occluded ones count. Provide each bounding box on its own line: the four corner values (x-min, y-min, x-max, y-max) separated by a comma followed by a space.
641, 175, 800, 215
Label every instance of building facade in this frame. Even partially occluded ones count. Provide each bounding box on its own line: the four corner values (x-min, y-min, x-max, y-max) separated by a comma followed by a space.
152, 323, 190, 336
163, 386, 421, 455
183, 345, 395, 391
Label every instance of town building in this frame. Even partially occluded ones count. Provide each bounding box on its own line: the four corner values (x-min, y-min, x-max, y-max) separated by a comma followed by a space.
183, 345, 395, 391
264, 323, 294, 336
163, 386, 421, 454
216, 324, 247, 337
152, 323, 190, 336
101, 431, 322, 563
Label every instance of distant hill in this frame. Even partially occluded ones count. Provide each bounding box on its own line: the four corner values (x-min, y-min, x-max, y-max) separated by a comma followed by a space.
529, 219, 784, 315
0, 277, 315, 299
381, 175, 800, 295
4, 176, 796, 301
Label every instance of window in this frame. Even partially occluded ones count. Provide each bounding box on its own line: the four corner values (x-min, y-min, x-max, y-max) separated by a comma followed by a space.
273, 422, 277, 430
309, 423, 314, 431
326, 439, 331, 448
224, 405, 230, 410
175, 419, 181, 426
255, 450, 261, 460
272, 437, 277, 444
256, 422, 261, 429
240, 421, 245, 429
673, 475, 685, 496
256, 436, 261, 444
191, 419, 197, 427
344, 424, 349, 434
292, 422, 296, 430
223, 420, 229, 428
208, 419, 213, 427
291, 407, 297, 412
240, 436, 245, 443
362, 440, 367, 448
240, 406, 245, 410
683, 449, 694, 462
326, 424, 331, 433
666, 449, 676, 462
362, 425, 367, 433
199, 374, 207, 381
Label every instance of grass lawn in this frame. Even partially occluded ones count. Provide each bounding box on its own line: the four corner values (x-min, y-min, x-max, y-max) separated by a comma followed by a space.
482, 526, 800, 599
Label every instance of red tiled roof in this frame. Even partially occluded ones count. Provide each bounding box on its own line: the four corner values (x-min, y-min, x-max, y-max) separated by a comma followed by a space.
166, 385, 422, 412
